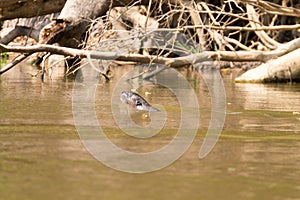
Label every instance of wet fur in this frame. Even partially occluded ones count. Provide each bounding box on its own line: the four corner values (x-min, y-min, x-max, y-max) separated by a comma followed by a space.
120, 91, 160, 112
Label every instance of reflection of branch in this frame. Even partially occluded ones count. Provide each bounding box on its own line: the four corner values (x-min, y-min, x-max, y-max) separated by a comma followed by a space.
87, 51, 110, 80
1, 38, 300, 70
143, 65, 168, 80
0, 53, 31, 75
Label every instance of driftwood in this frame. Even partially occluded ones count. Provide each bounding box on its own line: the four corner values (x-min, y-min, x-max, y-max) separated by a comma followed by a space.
0, 14, 59, 44
0, 0, 141, 21
0, 0, 66, 20
1, 0, 300, 82
235, 48, 300, 83
0, 43, 210, 67
38, 0, 149, 46
1, 36, 300, 68
0, 26, 40, 44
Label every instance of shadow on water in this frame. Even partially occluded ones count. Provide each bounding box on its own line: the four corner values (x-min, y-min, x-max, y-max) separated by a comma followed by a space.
0, 61, 300, 199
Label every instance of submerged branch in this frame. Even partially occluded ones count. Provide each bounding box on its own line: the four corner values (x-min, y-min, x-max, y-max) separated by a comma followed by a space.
0, 53, 31, 75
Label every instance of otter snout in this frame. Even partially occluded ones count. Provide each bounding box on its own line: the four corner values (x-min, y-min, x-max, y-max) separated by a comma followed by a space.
120, 91, 160, 112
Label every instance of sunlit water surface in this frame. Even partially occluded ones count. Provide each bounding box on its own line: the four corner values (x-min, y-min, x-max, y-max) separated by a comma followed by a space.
1, 62, 300, 200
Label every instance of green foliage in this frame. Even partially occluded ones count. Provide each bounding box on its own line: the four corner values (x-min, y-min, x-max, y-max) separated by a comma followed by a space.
174, 41, 201, 54
0, 53, 8, 68
1, 52, 8, 57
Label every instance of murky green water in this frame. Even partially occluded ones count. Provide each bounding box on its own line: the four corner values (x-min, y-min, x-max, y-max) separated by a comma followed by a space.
1, 62, 300, 200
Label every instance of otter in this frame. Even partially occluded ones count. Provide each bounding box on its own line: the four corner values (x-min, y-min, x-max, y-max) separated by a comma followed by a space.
120, 91, 160, 112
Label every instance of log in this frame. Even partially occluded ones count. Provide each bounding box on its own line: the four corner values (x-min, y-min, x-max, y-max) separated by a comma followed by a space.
0, 0, 151, 47
38, 0, 105, 46
0, 43, 212, 67
0, 0, 154, 21
0, 26, 40, 44
235, 48, 300, 83
0, 0, 66, 20
38, 0, 141, 46
1, 40, 300, 66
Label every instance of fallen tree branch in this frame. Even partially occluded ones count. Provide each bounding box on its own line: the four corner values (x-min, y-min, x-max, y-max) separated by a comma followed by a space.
235, 48, 300, 83
247, 4, 280, 49
0, 0, 65, 20
244, 0, 300, 17
180, 24, 300, 32
1, 37, 300, 71
0, 43, 209, 67
0, 26, 40, 45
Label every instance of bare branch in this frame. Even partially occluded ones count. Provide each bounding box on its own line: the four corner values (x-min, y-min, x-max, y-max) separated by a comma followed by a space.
244, 0, 300, 17
1, 36, 300, 71
246, 4, 280, 49
0, 26, 40, 45
180, 24, 300, 32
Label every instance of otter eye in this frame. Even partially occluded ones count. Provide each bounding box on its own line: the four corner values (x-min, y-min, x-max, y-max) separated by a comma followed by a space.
136, 100, 142, 106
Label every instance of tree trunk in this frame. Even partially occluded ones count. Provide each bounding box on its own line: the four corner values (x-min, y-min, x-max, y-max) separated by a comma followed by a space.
2, 0, 300, 83
1, 0, 149, 47
38, 0, 110, 47
0, 0, 66, 20
235, 48, 300, 83
38, 0, 148, 47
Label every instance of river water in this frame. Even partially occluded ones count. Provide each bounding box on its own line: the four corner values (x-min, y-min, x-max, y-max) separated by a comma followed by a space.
0, 61, 300, 200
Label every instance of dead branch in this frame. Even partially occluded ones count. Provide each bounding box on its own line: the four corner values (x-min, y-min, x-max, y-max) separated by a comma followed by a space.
235, 48, 300, 83
0, 0, 65, 20
1, 35, 300, 72
246, 4, 280, 49
0, 26, 40, 45
188, 4, 206, 47
180, 24, 300, 32
115, 6, 159, 29
2, 0, 300, 83
244, 0, 300, 17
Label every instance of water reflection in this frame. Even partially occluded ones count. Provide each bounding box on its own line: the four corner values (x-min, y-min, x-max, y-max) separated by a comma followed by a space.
223, 81, 300, 132
234, 83, 300, 111
1, 62, 300, 199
